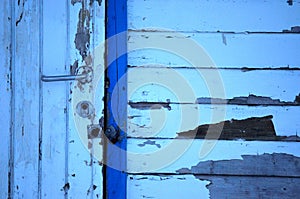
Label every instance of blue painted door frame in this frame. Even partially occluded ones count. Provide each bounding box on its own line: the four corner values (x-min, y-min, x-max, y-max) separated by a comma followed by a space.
105, 0, 127, 198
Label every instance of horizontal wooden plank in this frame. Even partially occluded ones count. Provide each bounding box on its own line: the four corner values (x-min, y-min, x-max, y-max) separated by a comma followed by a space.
198, 176, 300, 199
176, 153, 300, 177
128, 32, 300, 68
127, 175, 210, 199
128, 68, 300, 103
128, 0, 300, 32
128, 104, 300, 138
127, 139, 300, 174
128, 174, 300, 199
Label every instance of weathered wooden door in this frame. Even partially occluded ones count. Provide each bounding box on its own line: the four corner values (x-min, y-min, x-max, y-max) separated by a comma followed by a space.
2, 1, 300, 199
1, 0, 105, 198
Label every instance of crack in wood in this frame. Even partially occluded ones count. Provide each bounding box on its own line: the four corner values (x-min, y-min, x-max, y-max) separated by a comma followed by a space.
129, 101, 171, 110
16, 0, 25, 26
128, 29, 300, 34
241, 66, 300, 72
128, 65, 300, 71
87, 184, 97, 196
128, 115, 142, 119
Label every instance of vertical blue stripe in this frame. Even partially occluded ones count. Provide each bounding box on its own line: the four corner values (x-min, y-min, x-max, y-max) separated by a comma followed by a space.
105, 0, 127, 198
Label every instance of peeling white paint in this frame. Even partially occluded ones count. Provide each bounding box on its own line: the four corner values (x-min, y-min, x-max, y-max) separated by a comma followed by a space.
127, 175, 210, 199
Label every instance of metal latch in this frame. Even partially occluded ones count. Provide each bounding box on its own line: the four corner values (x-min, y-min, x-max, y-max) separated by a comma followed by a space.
41, 66, 93, 83
104, 126, 119, 143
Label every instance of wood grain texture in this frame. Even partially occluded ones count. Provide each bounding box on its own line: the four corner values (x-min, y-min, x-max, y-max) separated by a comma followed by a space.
128, 104, 300, 138
127, 175, 210, 199
90, 3, 105, 198
128, 175, 300, 199
104, 0, 128, 198
68, 3, 93, 198
41, 1, 69, 197
12, 0, 41, 197
128, 31, 300, 68
68, 1, 104, 198
128, 67, 300, 103
0, 1, 12, 198
126, 1, 300, 198
177, 153, 300, 177
128, 0, 300, 32
198, 176, 300, 199
127, 139, 300, 174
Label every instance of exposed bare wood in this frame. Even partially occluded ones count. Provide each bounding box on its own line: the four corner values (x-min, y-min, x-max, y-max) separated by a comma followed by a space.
196, 94, 300, 106
200, 176, 300, 199
177, 115, 298, 141
177, 153, 300, 177
126, 0, 300, 198
129, 101, 171, 110
128, 174, 300, 199
127, 139, 300, 174
128, 104, 300, 138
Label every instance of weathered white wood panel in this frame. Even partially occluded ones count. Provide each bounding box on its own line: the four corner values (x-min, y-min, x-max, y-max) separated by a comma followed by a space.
127, 175, 210, 199
0, 0, 105, 198
128, 175, 300, 199
128, 0, 300, 32
126, 0, 300, 198
128, 105, 300, 138
41, 1, 68, 197
89, 3, 105, 198
128, 68, 300, 103
68, 1, 104, 198
12, 0, 41, 197
67, 2, 93, 197
127, 139, 300, 174
128, 32, 300, 68
0, 1, 12, 198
